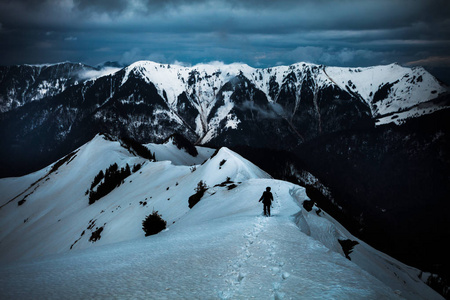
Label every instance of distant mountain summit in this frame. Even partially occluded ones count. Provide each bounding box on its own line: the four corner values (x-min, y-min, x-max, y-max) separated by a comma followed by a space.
120, 60, 448, 132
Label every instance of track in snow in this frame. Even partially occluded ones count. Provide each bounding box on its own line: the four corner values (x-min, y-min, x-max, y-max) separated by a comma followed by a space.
218, 188, 291, 300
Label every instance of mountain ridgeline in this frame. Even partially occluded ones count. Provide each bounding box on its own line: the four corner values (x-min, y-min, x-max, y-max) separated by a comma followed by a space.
0, 61, 447, 177
0, 135, 443, 299
1, 61, 450, 293
0, 62, 99, 113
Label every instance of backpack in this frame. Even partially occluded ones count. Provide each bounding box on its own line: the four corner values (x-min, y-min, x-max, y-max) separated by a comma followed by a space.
261, 191, 273, 204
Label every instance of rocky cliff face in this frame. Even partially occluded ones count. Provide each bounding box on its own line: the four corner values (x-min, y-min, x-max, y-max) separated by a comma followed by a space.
0, 62, 100, 113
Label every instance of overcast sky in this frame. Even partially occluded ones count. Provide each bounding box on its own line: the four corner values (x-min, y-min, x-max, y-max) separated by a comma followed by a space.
1, 0, 449, 82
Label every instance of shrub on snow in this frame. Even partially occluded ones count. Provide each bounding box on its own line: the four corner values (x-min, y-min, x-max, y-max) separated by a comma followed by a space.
142, 210, 167, 236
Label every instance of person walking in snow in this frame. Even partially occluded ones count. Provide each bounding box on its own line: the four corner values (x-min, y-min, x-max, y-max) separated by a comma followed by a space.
259, 187, 274, 216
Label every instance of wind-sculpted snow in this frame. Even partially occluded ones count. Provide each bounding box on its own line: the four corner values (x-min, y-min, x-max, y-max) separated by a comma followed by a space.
0, 135, 443, 299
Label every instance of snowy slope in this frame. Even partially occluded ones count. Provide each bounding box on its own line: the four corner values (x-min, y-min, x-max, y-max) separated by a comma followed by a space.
0, 134, 216, 260
324, 64, 448, 124
0, 135, 443, 299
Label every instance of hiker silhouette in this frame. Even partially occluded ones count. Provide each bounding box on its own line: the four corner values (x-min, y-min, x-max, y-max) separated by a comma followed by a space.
259, 187, 274, 216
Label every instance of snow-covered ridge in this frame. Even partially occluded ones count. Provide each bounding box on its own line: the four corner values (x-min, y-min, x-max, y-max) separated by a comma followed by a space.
122, 60, 447, 128
122, 60, 327, 104
1, 60, 446, 129
120, 60, 331, 139
325, 63, 448, 121
0, 134, 264, 261
0, 134, 442, 299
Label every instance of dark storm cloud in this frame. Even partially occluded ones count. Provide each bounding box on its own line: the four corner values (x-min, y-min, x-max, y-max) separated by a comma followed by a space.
0, 0, 449, 82
0, 0, 446, 30
74, 0, 128, 12
73, 0, 210, 12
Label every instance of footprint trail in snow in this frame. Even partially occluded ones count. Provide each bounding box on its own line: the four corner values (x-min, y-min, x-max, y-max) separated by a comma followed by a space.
218, 189, 290, 300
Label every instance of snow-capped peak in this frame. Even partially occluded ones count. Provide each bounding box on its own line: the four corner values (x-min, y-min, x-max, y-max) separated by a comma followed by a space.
122, 60, 255, 105
199, 147, 272, 183
120, 60, 447, 130
324, 63, 448, 121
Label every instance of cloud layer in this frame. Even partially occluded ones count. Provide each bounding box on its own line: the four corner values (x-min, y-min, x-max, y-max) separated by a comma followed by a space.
1, 0, 449, 82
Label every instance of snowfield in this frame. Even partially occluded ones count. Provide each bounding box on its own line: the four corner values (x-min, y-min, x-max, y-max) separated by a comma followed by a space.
0, 135, 443, 299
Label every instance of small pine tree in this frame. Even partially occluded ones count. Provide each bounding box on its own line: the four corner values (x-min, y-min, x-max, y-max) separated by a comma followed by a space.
188, 180, 208, 208
132, 163, 142, 173
120, 136, 155, 161
89, 163, 133, 205
142, 210, 167, 236
90, 170, 104, 190
195, 180, 207, 193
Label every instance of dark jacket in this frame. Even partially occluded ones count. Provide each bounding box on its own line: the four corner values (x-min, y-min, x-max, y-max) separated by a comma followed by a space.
259, 191, 273, 205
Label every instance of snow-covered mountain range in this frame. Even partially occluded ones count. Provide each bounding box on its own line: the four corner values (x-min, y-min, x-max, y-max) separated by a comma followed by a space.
1, 60, 448, 178
0, 134, 442, 299
122, 60, 448, 130
1, 60, 447, 126
1, 60, 449, 297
